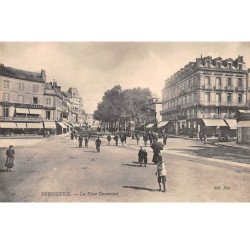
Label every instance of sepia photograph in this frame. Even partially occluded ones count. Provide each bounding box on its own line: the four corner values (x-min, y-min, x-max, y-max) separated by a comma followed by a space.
0, 42, 249, 202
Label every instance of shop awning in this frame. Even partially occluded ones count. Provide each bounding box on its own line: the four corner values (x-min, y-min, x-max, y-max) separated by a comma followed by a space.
26, 123, 43, 129
237, 120, 250, 128
0, 122, 17, 129
57, 122, 67, 129
224, 119, 237, 129
16, 108, 29, 114
16, 123, 27, 129
29, 109, 42, 115
158, 121, 170, 128
44, 122, 56, 129
146, 124, 154, 129
202, 119, 227, 127
65, 122, 73, 127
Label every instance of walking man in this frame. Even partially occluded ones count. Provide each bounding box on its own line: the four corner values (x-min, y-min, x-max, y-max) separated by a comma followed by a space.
155, 155, 167, 192
84, 135, 90, 148
95, 136, 102, 152
163, 133, 168, 146
5, 145, 15, 172
136, 134, 140, 145
107, 134, 111, 146
114, 134, 119, 146
143, 134, 148, 147
78, 135, 83, 148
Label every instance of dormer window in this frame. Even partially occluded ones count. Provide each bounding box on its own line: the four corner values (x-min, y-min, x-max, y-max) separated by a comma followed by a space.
205, 61, 210, 68
238, 64, 242, 70
227, 62, 232, 70
216, 62, 221, 68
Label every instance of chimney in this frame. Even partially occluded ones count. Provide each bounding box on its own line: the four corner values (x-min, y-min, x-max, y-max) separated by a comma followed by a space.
41, 69, 46, 82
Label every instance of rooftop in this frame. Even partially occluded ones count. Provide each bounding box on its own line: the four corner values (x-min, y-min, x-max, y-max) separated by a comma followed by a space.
0, 64, 46, 83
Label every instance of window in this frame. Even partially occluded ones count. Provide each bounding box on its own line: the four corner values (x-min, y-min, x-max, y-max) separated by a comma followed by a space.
46, 110, 51, 120
216, 93, 222, 102
205, 92, 210, 102
193, 92, 196, 102
3, 80, 9, 88
33, 85, 38, 92
216, 107, 221, 114
227, 78, 232, 86
216, 77, 221, 88
205, 76, 210, 86
228, 62, 232, 69
238, 94, 243, 103
238, 78, 243, 86
3, 93, 9, 102
3, 107, 9, 117
238, 64, 242, 70
217, 62, 221, 68
46, 98, 51, 105
19, 82, 24, 90
205, 61, 210, 67
227, 93, 232, 103
33, 97, 38, 104
17, 95, 24, 103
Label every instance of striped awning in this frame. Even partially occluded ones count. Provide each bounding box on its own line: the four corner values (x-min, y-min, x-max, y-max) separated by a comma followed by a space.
202, 119, 227, 127
0, 122, 17, 129
29, 109, 42, 115
44, 122, 56, 129
57, 122, 67, 129
16, 108, 29, 114
16, 123, 27, 129
158, 121, 170, 128
26, 123, 43, 129
224, 119, 237, 129
146, 123, 154, 129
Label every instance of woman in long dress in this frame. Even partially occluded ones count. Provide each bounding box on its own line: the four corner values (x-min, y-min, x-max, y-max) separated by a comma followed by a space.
5, 145, 15, 172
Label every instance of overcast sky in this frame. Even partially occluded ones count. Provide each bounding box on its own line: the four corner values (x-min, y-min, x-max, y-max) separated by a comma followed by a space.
1, 42, 250, 113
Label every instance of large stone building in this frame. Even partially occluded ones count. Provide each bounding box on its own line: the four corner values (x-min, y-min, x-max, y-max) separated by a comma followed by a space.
0, 64, 85, 135
0, 64, 46, 131
161, 56, 249, 136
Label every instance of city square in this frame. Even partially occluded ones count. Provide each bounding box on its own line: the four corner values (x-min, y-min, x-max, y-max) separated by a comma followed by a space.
0, 42, 250, 202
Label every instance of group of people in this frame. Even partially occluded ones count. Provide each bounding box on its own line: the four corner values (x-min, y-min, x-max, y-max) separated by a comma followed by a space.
106, 133, 127, 146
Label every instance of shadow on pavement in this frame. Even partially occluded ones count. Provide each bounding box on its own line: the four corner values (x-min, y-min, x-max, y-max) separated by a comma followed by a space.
0, 168, 8, 173
122, 163, 142, 167
123, 185, 159, 192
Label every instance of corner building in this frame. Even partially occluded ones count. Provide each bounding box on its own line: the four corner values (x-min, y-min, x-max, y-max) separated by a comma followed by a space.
161, 56, 249, 136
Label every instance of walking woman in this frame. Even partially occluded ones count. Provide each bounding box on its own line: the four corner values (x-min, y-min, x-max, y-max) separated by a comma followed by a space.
95, 136, 102, 152
5, 145, 15, 172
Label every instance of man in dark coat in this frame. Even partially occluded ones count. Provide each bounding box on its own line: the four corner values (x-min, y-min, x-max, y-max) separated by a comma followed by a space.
138, 147, 144, 167
78, 135, 83, 148
71, 131, 74, 140
5, 145, 15, 171
114, 135, 119, 146
143, 134, 148, 147
84, 135, 90, 148
163, 134, 168, 146
107, 135, 111, 146
95, 136, 102, 152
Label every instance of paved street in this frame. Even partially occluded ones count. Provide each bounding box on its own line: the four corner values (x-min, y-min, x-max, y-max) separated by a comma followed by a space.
0, 135, 249, 202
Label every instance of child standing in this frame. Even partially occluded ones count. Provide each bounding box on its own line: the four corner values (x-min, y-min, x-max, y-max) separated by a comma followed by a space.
155, 155, 167, 192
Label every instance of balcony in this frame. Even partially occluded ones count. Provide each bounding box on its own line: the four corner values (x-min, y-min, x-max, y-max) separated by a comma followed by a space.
225, 85, 234, 92
235, 86, 246, 92
0, 116, 43, 122
213, 86, 224, 91
202, 85, 213, 91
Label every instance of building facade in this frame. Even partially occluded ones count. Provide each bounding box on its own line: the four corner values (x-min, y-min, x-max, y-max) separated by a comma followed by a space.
161, 56, 249, 136
66, 87, 85, 124
0, 64, 46, 132
0, 64, 85, 135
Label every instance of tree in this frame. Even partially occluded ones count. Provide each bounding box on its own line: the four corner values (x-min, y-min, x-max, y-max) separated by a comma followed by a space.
93, 85, 153, 130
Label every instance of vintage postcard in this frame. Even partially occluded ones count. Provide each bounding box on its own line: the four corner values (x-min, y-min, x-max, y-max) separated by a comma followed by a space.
0, 42, 249, 202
